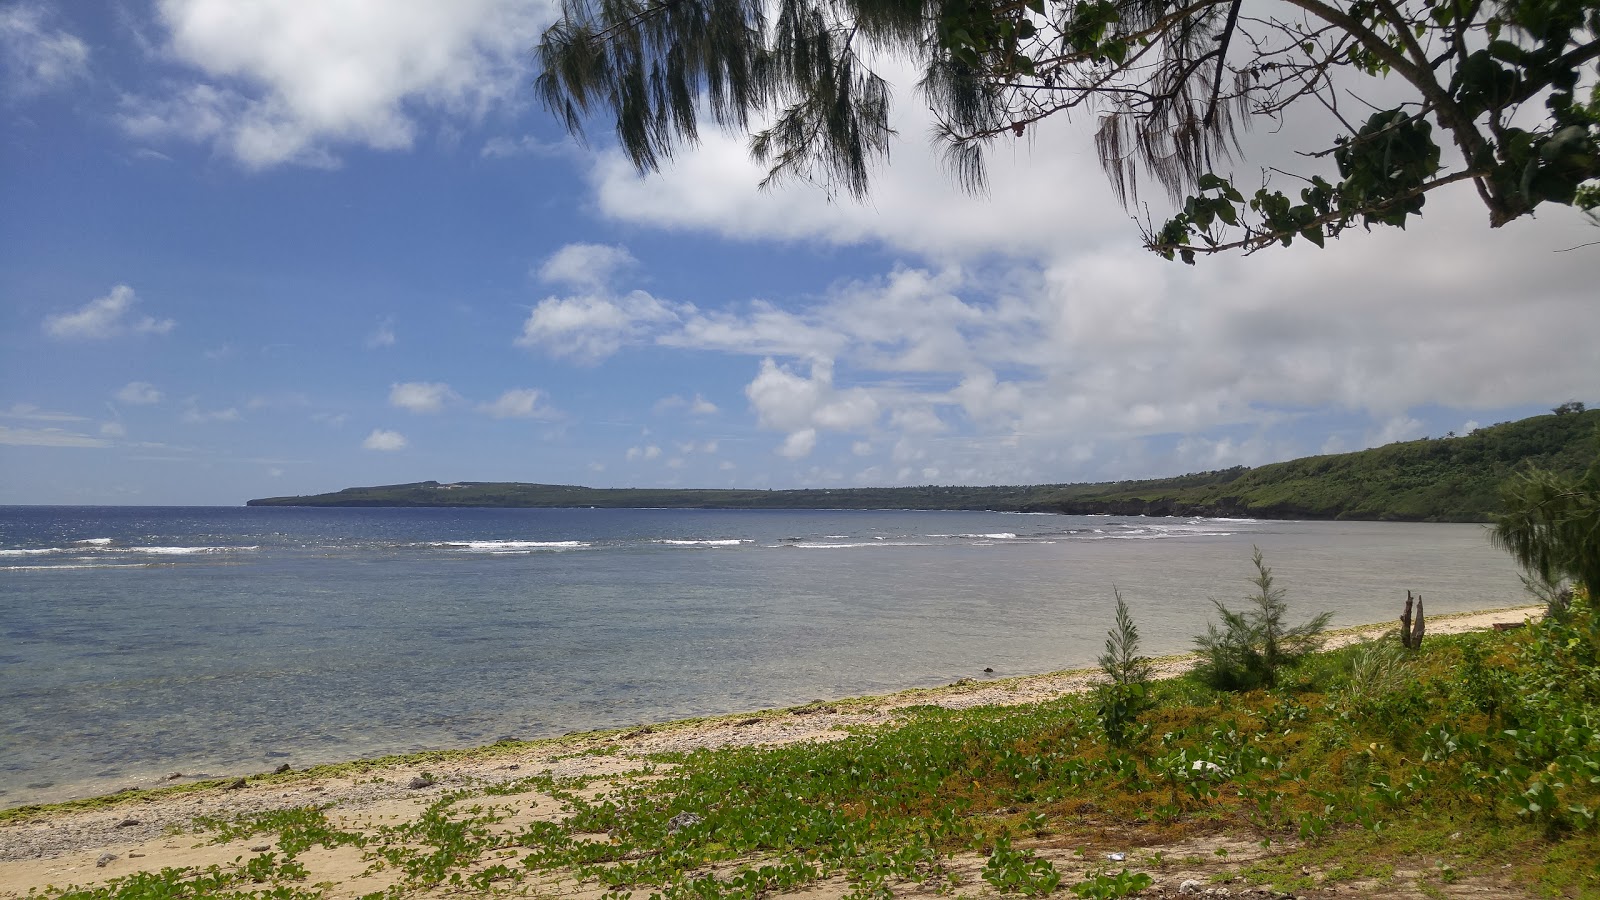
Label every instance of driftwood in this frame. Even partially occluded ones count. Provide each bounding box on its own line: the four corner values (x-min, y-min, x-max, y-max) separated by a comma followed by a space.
1401, 591, 1426, 650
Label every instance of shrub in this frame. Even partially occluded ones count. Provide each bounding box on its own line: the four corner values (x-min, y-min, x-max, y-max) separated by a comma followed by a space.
1192, 548, 1332, 691
1096, 588, 1154, 746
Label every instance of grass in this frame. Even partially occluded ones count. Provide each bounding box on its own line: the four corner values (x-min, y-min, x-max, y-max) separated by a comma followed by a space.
14, 601, 1598, 900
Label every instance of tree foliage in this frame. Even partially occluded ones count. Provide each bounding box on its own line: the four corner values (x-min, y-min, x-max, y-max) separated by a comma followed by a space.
1491, 432, 1600, 600
536, 0, 1599, 259
1193, 547, 1333, 690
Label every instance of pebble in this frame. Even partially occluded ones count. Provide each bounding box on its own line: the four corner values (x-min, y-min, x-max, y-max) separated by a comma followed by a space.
1179, 879, 1204, 894
250, 845, 271, 853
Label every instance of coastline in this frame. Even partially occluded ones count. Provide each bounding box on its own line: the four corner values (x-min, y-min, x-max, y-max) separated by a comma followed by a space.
0, 602, 1543, 897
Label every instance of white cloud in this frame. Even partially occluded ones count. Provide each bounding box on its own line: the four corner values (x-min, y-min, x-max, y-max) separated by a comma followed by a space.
654, 393, 720, 416
181, 404, 241, 424
115, 382, 164, 405
626, 444, 662, 461
363, 428, 408, 451
366, 317, 396, 348
1370, 415, 1426, 447
777, 428, 817, 459
479, 388, 556, 419
389, 381, 457, 413
537, 243, 638, 291
100, 422, 127, 437
0, 3, 88, 97
516, 290, 684, 362
0, 425, 109, 447
852, 441, 874, 456
120, 0, 545, 169
481, 134, 569, 159
44, 285, 176, 340
745, 358, 880, 434
1, 403, 85, 422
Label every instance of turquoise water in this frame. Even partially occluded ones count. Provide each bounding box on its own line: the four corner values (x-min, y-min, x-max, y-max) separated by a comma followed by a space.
0, 506, 1523, 806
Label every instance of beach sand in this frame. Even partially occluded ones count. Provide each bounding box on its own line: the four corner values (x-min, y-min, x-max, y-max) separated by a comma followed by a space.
0, 604, 1545, 899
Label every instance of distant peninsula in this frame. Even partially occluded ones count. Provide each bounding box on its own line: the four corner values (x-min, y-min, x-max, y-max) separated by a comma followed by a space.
249, 407, 1598, 522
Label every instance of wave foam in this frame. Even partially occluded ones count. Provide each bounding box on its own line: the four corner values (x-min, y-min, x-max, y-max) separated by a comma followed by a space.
435, 540, 590, 551
116, 546, 260, 555
651, 539, 751, 547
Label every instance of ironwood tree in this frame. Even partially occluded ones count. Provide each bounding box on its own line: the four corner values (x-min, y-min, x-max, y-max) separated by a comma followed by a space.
536, 0, 1599, 260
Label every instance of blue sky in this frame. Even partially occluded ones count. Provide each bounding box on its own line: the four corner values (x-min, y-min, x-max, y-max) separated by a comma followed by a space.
1, 1, 1597, 506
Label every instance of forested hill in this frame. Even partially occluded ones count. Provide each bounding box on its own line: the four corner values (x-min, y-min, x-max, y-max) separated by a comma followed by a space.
248, 408, 1599, 522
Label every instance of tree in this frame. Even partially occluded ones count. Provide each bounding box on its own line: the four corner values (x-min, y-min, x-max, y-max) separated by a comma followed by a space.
1491, 440, 1600, 600
1192, 547, 1332, 690
1096, 587, 1153, 745
535, 0, 1599, 261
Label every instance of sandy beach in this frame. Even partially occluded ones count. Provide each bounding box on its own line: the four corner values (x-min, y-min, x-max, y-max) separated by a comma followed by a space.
0, 604, 1544, 900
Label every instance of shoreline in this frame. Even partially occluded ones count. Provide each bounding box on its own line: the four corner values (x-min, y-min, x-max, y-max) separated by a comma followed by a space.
0, 604, 1543, 889
0, 602, 1541, 822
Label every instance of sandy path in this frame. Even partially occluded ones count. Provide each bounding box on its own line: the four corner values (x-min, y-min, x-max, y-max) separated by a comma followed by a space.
0, 605, 1543, 898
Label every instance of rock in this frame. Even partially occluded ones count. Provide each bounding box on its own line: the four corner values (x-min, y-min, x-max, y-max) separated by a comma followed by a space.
272, 764, 291, 775
667, 812, 703, 834
225, 778, 247, 790
1179, 880, 1204, 895
983, 667, 995, 674
96, 853, 117, 868
250, 845, 271, 853
116, 818, 140, 827
164, 772, 185, 781
127, 852, 145, 858
408, 775, 436, 790
736, 717, 762, 726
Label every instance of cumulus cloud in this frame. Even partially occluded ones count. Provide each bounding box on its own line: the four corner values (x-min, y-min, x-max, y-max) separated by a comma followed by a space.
517, 290, 684, 362
120, 0, 545, 168
537, 243, 637, 290
363, 429, 407, 451
44, 285, 176, 340
744, 358, 880, 458
626, 444, 662, 461
115, 382, 164, 405
0, 3, 88, 97
389, 381, 457, 413
777, 428, 817, 459
479, 388, 557, 419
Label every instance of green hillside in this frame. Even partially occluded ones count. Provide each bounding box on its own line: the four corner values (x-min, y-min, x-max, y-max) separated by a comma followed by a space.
247, 407, 1599, 522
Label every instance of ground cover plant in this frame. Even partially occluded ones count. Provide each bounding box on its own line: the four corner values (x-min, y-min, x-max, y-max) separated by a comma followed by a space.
23, 591, 1599, 900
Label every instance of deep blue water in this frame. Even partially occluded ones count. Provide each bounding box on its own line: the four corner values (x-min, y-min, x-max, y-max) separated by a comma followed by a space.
0, 506, 1524, 806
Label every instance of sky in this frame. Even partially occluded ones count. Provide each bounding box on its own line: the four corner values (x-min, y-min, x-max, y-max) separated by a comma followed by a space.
1, 1, 1597, 506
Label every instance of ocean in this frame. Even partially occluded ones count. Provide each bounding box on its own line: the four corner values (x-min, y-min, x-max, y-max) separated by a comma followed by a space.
0, 505, 1525, 807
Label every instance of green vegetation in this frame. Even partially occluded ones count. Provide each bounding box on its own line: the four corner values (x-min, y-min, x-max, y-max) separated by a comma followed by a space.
1192, 549, 1333, 691
249, 407, 1600, 522
1493, 443, 1600, 599
30, 584, 1600, 900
